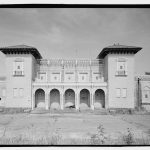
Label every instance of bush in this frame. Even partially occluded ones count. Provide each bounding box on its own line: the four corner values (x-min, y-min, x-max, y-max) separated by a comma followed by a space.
122, 128, 134, 145
90, 124, 107, 145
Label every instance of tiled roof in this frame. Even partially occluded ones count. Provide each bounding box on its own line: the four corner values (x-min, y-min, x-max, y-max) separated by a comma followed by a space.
97, 44, 142, 58
103, 44, 142, 49
1, 45, 35, 49
0, 45, 42, 59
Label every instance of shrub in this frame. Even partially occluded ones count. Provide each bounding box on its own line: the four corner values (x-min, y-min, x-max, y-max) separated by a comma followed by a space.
122, 128, 134, 145
90, 124, 107, 145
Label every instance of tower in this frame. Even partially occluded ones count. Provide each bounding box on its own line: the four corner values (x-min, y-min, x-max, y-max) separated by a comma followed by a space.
98, 44, 142, 109
0, 45, 42, 108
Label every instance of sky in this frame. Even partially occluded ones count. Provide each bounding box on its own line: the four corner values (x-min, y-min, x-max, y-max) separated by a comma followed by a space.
0, 8, 150, 76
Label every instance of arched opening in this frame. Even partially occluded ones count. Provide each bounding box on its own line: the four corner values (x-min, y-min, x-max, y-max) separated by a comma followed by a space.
64, 89, 75, 108
35, 89, 45, 108
94, 89, 105, 109
80, 89, 90, 109
50, 89, 60, 110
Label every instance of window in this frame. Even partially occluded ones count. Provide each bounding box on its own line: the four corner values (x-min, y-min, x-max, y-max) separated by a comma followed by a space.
120, 66, 123, 69
37, 72, 47, 82
82, 76, 84, 80
13, 60, 24, 76
143, 87, 150, 100
145, 94, 148, 98
122, 88, 127, 98
13, 88, 18, 97
19, 88, 24, 97
96, 76, 99, 80
116, 88, 121, 98
116, 58, 127, 76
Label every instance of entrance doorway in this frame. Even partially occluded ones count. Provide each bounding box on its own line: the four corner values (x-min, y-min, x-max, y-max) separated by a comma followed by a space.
35, 89, 45, 108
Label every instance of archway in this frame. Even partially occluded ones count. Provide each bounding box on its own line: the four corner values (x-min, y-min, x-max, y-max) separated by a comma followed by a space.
64, 89, 75, 108
35, 89, 45, 108
80, 89, 90, 109
50, 89, 60, 110
94, 89, 105, 109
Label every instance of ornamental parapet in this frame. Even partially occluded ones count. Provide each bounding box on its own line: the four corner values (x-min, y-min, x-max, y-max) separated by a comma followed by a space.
37, 59, 104, 67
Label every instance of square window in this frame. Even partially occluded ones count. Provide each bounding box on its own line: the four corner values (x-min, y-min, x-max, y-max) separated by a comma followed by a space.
120, 66, 123, 69
116, 88, 121, 98
145, 94, 148, 98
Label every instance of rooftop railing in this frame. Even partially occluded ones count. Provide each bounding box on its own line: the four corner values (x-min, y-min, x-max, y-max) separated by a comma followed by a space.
37, 59, 104, 67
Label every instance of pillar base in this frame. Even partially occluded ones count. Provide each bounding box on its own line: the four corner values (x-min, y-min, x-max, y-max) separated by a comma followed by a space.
91, 105, 94, 110
46, 106, 49, 110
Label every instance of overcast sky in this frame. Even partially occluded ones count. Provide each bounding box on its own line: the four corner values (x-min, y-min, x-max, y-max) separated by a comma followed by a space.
0, 8, 149, 76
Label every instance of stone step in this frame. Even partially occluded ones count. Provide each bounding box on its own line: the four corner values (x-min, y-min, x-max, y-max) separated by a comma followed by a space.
31, 108, 108, 115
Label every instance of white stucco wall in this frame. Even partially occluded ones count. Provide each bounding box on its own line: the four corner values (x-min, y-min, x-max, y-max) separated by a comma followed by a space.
5, 54, 33, 108
106, 54, 135, 108
0, 81, 6, 107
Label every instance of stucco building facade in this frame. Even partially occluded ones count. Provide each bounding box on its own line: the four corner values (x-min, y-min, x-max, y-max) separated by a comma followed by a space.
0, 44, 148, 111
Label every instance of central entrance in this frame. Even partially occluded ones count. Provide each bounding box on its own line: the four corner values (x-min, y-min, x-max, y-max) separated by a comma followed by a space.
64, 89, 75, 108
80, 89, 90, 109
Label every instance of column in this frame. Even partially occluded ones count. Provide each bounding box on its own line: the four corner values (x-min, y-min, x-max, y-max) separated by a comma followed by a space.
91, 92, 94, 110
45, 92, 49, 110
32, 93, 35, 110
60, 92, 64, 110
104, 89, 108, 109
75, 92, 79, 110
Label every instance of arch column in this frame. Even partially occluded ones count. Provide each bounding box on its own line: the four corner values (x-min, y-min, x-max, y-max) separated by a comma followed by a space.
45, 91, 49, 110
32, 93, 35, 110
60, 92, 64, 110
75, 91, 79, 110
91, 92, 94, 110
104, 89, 108, 109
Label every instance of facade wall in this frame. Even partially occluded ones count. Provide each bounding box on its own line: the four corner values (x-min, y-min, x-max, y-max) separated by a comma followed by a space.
5, 54, 33, 108
0, 81, 6, 107
106, 54, 135, 108
0, 46, 145, 110
135, 77, 150, 111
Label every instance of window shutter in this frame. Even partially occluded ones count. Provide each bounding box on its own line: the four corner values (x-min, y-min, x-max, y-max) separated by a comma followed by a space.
122, 88, 127, 98
116, 88, 121, 98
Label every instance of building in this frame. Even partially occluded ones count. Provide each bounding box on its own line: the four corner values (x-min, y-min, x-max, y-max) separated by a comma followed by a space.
0, 44, 148, 111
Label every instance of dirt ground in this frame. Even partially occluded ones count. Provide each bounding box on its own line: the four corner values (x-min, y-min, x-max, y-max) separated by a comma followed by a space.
0, 113, 150, 144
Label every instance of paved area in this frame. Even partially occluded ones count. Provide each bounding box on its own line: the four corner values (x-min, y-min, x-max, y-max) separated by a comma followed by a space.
0, 113, 149, 142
